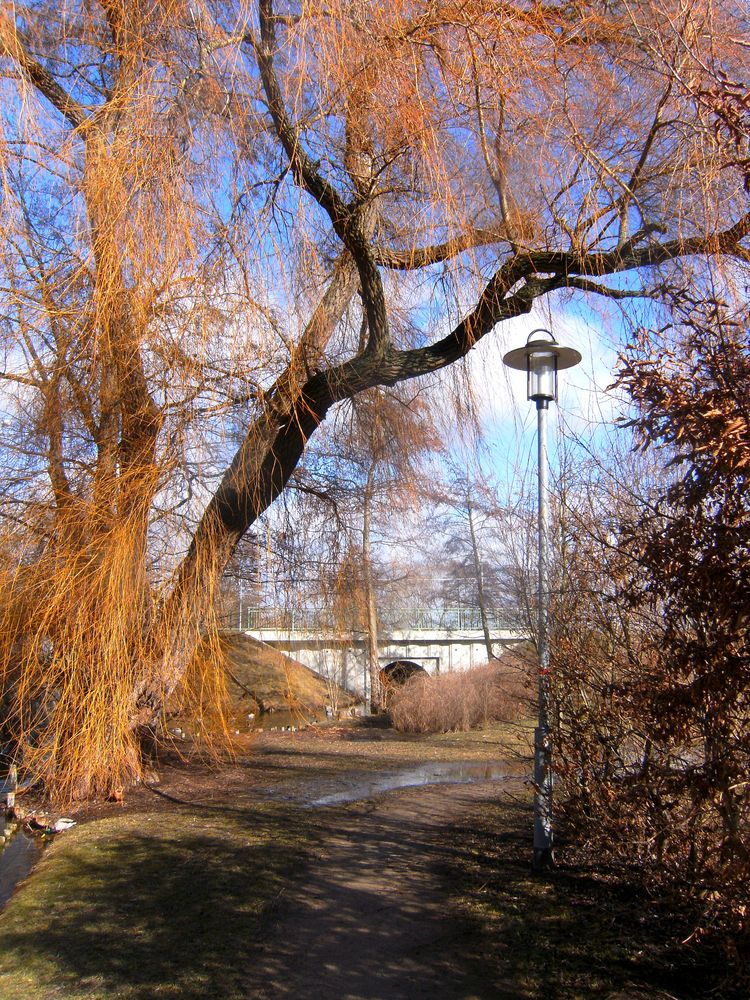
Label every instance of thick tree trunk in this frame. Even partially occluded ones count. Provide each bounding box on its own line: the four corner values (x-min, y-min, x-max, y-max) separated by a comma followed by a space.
151, 259, 361, 704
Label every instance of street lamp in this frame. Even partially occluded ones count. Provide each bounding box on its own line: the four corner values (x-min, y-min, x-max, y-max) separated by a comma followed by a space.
503, 329, 581, 871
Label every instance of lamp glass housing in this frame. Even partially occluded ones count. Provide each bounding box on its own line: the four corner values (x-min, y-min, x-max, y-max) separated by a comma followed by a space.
527, 350, 558, 402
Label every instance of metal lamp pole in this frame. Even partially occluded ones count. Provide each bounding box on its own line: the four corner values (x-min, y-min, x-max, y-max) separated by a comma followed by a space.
503, 330, 581, 872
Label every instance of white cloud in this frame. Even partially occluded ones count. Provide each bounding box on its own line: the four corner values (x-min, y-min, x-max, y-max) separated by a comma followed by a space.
421, 293, 631, 498
463, 300, 623, 434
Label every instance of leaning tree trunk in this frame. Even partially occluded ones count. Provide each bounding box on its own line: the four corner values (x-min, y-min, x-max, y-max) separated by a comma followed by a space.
150, 258, 362, 711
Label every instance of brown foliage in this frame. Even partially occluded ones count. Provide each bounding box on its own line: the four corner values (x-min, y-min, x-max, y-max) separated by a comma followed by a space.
0, 520, 231, 803
550, 299, 750, 966
390, 662, 526, 734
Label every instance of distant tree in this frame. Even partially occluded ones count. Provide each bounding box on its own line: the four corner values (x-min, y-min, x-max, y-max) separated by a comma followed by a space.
221, 531, 264, 628
432, 466, 511, 660
295, 385, 439, 709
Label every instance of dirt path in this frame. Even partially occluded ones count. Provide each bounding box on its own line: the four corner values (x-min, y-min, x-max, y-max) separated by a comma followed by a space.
0, 725, 730, 999
251, 779, 522, 1000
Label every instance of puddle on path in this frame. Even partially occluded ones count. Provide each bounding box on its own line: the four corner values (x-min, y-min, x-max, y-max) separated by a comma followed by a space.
307, 760, 509, 808
0, 831, 43, 911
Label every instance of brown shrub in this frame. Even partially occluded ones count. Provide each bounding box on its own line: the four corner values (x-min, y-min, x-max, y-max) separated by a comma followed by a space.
389, 661, 527, 734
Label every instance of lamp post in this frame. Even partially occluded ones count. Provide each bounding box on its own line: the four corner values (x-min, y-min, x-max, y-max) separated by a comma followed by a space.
503, 329, 581, 871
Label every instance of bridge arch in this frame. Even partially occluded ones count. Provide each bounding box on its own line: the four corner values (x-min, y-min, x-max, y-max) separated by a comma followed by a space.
236, 607, 529, 697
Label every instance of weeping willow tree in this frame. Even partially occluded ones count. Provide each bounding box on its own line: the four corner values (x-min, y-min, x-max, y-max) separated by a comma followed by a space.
0, 1, 747, 800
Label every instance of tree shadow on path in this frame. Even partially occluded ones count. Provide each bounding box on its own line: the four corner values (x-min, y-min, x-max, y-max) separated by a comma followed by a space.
438, 798, 740, 1000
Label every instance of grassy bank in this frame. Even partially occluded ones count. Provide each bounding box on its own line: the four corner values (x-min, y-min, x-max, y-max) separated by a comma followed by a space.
0, 800, 311, 1000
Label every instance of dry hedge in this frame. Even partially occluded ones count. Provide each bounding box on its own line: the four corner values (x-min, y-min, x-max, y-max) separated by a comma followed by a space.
389, 662, 527, 734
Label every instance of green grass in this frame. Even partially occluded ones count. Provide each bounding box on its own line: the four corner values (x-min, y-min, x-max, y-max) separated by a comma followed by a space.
0, 803, 311, 1000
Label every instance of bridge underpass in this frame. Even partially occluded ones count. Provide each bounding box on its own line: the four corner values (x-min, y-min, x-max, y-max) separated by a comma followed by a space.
234, 608, 530, 698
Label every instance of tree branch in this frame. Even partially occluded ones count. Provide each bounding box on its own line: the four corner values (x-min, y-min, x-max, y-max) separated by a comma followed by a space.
528, 214, 750, 276
373, 228, 504, 269
617, 80, 673, 248
253, 0, 391, 358
0, 12, 91, 129
252, 3, 350, 232
562, 277, 650, 300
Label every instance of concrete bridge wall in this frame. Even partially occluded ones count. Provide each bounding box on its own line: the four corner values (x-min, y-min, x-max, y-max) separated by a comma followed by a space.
241, 623, 529, 697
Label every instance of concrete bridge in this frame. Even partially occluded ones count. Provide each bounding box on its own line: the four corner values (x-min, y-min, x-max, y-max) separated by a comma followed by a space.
235, 607, 530, 697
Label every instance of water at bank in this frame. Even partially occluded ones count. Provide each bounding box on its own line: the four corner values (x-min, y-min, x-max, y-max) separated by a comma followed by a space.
230, 706, 366, 733
0, 831, 43, 912
251, 708, 324, 731
307, 760, 509, 807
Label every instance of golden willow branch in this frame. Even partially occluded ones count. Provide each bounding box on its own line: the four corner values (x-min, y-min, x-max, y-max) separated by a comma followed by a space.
0, 12, 91, 129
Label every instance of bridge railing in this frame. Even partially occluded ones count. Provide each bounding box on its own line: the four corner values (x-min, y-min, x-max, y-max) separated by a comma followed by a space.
235, 606, 527, 633
408, 607, 527, 631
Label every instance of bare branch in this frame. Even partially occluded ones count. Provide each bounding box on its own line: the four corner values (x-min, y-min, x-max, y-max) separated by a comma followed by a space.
253, 0, 391, 358
562, 277, 650, 300
617, 81, 674, 247
528, 213, 750, 276
0, 12, 91, 129
373, 228, 504, 269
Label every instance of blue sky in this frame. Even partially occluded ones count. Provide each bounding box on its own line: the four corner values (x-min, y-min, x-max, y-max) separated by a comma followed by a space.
428, 288, 637, 501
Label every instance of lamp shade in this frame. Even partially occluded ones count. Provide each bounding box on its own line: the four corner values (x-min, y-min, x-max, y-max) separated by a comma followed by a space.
503, 329, 582, 403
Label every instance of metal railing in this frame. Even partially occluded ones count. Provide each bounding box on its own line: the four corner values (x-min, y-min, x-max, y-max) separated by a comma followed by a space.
235, 606, 526, 633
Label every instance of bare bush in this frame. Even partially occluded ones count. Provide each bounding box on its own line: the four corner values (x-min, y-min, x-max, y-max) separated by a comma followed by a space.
549, 304, 750, 969
390, 662, 526, 734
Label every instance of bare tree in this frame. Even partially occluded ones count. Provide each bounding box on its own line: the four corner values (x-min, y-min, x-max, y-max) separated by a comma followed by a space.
0, 1, 748, 798
294, 386, 439, 709
431, 466, 510, 661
